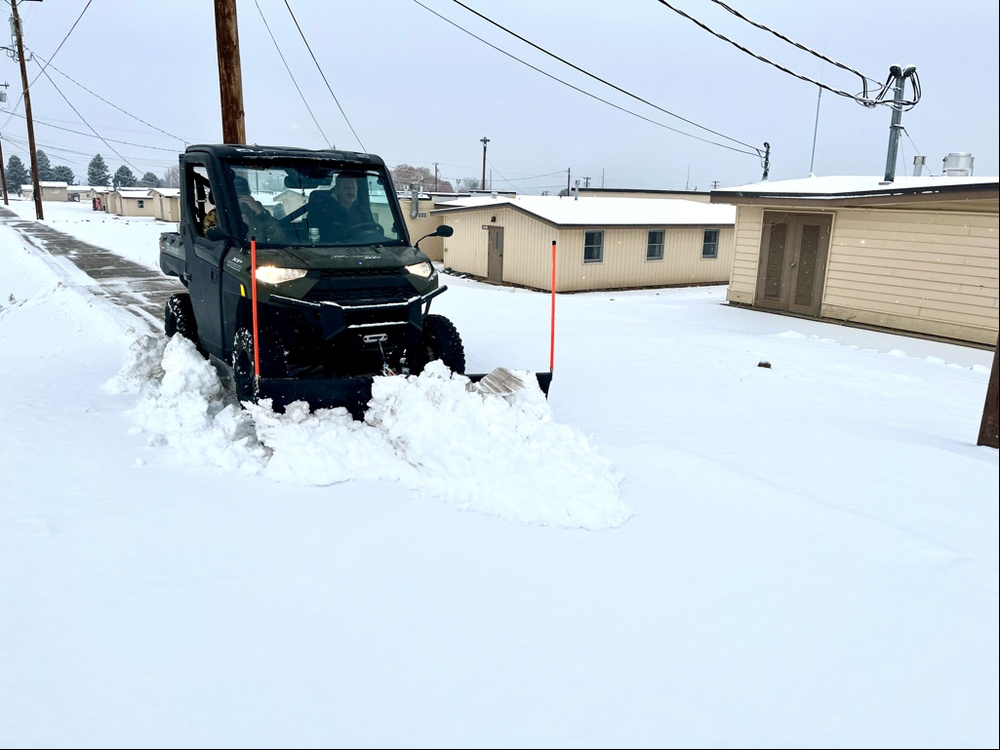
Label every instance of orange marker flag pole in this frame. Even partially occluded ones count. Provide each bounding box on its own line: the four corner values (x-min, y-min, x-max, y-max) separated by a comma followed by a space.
550, 240, 557, 374
250, 237, 260, 380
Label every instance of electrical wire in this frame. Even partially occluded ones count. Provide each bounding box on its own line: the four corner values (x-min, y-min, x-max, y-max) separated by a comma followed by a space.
27, 49, 189, 144
253, 0, 332, 148
654, 0, 919, 108
413, 0, 760, 158
1, 0, 94, 129
283, 0, 366, 152
705, 0, 881, 93
448, 0, 760, 153
31, 60, 143, 175
2, 108, 179, 152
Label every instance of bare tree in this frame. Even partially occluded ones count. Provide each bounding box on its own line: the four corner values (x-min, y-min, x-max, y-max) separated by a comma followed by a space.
162, 165, 180, 188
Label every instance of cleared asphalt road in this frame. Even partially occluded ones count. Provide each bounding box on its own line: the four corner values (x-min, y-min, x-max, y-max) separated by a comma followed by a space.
1, 205, 183, 332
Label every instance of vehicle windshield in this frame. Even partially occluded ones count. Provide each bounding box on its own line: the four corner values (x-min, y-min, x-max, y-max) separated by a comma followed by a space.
223, 161, 406, 248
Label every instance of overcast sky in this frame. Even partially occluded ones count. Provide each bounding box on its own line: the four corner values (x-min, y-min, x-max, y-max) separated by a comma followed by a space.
3, 0, 997, 192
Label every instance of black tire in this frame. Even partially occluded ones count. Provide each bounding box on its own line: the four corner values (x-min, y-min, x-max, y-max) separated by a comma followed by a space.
232, 326, 287, 404
164, 293, 206, 355
410, 314, 466, 375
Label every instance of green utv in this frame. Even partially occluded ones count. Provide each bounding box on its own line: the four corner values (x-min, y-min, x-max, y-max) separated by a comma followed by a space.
159, 144, 479, 417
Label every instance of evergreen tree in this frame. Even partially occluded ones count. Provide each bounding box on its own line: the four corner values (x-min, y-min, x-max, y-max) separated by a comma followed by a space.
5, 155, 29, 195
52, 165, 75, 184
138, 171, 162, 188
87, 154, 111, 187
36, 149, 55, 181
113, 165, 137, 189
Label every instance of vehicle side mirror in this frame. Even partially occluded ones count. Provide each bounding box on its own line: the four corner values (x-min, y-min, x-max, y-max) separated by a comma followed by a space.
415, 224, 453, 251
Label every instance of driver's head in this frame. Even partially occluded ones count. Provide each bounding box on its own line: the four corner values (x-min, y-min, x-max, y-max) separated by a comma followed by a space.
234, 175, 254, 195
334, 175, 358, 206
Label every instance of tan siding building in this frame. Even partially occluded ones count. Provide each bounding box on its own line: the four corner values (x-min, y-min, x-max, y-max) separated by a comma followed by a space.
35, 181, 69, 202
398, 194, 447, 261
151, 188, 181, 221
114, 188, 156, 217
714, 175, 999, 345
435, 195, 735, 292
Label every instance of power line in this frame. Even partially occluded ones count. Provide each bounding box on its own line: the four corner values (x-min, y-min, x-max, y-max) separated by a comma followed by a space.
253, 0, 332, 148
2, 108, 179, 151
27, 50, 188, 144
655, 0, 917, 108
31, 60, 143, 175
412, 0, 759, 158
448, 0, 760, 153
283, 0, 366, 152
1, 0, 94, 129
705, 0, 881, 92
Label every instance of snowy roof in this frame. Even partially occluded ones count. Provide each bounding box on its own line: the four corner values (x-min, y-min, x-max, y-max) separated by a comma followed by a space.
38, 181, 69, 188
713, 174, 998, 199
434, 195, 735, 226
150, 187, 180, 198
118, 188, 152, 198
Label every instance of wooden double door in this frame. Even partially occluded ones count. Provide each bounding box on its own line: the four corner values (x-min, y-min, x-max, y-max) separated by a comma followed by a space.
755, 212, 832, 316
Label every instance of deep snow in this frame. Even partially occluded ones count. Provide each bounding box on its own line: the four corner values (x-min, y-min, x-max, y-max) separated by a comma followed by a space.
1, 198, 997, 748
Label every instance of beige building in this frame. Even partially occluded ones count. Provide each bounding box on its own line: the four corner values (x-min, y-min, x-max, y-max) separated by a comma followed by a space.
397, 193, 464, 261
110, 188, 156, 217
434, 195, 735, 292
151, 188, 181, 221
33, 181, 69, 202
713, 175, 999, 345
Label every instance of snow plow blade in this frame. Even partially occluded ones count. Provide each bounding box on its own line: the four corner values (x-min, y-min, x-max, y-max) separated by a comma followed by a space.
254, 369, 552, 418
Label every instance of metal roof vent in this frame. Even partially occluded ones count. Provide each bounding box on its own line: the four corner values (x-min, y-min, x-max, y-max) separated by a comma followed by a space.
942, 152, 974, 177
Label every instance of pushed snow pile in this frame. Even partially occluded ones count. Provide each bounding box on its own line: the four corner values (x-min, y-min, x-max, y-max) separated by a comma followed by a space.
108, 335, 630, 529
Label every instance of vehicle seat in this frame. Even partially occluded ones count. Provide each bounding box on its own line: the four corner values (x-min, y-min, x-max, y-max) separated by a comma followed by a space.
307, 189, 339, 241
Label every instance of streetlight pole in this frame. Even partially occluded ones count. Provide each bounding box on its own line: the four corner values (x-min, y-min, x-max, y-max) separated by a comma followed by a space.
480, 136, 489, 190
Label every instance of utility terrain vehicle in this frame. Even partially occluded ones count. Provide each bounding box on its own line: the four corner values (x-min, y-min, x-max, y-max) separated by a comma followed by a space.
159, 144, 488, 415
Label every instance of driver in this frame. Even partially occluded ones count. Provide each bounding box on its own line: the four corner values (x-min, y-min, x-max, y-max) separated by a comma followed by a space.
234, 175, 286, 243
330, 175, 375, 225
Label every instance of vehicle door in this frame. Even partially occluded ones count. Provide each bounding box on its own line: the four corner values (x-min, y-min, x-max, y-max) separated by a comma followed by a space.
182, 161, 229, 356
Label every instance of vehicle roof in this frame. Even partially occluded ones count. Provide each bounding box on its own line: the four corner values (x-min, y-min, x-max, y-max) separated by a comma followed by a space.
184, 143, 386, 167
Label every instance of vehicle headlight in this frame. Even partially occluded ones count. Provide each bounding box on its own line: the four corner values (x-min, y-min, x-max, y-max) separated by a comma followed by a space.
405, 261, 435, 279
255, 266, 308, 285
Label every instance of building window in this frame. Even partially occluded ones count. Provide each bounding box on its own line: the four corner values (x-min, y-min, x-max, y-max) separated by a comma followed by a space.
584, 230, 604, 263
647, 229, 665, 260
702, 228, 719, 259
137, 199, 145, 209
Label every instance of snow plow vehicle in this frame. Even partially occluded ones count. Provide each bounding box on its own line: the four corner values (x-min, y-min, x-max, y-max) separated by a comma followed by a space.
158, 144, 551, 416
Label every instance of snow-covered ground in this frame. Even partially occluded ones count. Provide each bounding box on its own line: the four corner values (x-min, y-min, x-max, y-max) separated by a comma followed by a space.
1, 198, 997, 748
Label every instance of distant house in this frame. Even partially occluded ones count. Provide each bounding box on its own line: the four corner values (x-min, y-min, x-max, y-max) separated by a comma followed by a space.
712, 174, 999, 346
272, 188, 308, 219
66, 185, 99, 203
111, 188, 155, 217
433, 195, 735, 292
150, 187, 181, 222
34, 181, 69, 202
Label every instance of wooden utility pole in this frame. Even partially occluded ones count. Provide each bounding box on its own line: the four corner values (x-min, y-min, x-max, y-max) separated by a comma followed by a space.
0, 134, 9, 205
214, 0, 246, 144
11, 0, 42, 219
978, 339, 999, 448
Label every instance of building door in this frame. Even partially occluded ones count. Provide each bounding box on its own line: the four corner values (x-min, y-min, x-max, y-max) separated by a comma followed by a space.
755, 212, 832, 317
487, 226, 504, 283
